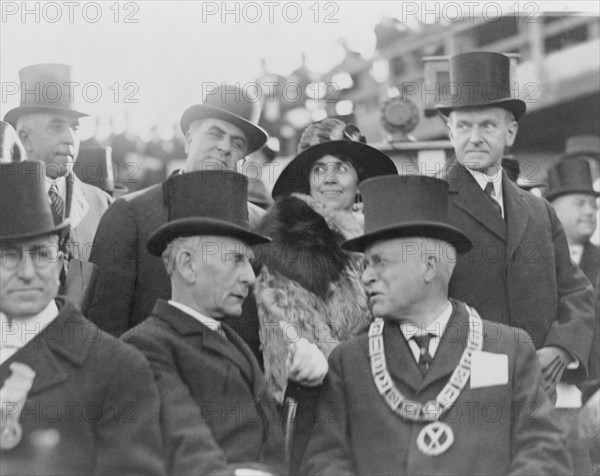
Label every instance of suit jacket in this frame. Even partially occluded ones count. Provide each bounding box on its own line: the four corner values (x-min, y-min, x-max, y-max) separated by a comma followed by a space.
580, 241, 600, 379
301, 300, 571, 476
0, 297, 165, 476
88, 179, 265, 352
122, 300, 284, 476
440, 162, 594, 380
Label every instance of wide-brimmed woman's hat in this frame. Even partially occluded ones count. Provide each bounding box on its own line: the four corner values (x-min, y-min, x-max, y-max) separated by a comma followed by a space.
147, 170, 270, 256
180, 84, 268, 155
435, 51, 526, 121
342, 174, 473, 254
0, 160, 69, 241
543, 158, 600, 203
4, 64, 89, 127
271, 141, 397, 200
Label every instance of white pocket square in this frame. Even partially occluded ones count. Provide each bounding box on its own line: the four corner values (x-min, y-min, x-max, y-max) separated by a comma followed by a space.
470, 351, 509, 389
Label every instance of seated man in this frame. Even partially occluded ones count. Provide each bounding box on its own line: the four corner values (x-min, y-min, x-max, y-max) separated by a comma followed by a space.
123, 170, 327, 475
0, 161, 164, 475
302, 175, 571, 476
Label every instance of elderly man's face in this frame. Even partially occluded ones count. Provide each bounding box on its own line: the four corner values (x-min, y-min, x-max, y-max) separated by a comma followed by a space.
184, 118, 247, 172
448, 107, 517, 174
361, 237, 430, 321
551, 194, 599, 245
19, 112, 80, 178
1, 235, 63, 319
189, 236, 255, 318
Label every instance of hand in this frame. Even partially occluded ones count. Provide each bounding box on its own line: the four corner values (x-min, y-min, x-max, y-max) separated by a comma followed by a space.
280, 322, 328, 387
536, 346, 571, 402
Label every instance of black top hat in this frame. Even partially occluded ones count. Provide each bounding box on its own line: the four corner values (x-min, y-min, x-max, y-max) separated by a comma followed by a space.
272, 141, 398, 200
435, 52, 526, 121
1, 121, 25, 163
180, 84, 268, 155
563, 135, 600, 159
543, 158, 600, 202
75, 146, 129, 196
4, 64, 89, 127
342, 175, 473, 254
0, 160, 69, 241
147, 170, 270, 256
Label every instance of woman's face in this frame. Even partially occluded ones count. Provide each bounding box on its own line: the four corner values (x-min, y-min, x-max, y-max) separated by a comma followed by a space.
309, 155, 359, 212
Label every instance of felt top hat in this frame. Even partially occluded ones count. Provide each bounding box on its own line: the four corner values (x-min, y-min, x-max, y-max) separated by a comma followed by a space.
74, 146, 129, 197
147, 170, 270, 256
342, 174, 473, 254
1, 121, 25, 163
180, 84, 268, 155
4, 64, 89, 127
271, 141, 398, 200
0, 160, 69, 241
501, 156, 541, 190
543, 158, 600, 202
563, 135, 600, 159
435, 51, 526, 121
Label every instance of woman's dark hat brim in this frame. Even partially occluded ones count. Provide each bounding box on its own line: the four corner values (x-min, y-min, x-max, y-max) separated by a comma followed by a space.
180, 104, 268, 155
147, 217, 271, 257
341, 221, 473, 254
4, 106, 88, 128
272, 141, 397, 200
435, 98, 526, 121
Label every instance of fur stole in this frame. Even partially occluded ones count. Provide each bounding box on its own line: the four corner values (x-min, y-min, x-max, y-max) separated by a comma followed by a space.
254, 194, 371, 403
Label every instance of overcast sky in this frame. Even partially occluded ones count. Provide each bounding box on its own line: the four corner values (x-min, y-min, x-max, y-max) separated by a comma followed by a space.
1, 1, 598, 139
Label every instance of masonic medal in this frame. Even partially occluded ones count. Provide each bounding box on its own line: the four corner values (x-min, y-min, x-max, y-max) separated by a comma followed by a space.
417, 421, 454, 456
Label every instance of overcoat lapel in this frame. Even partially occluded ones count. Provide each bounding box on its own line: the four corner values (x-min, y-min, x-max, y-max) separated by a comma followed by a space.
384, 322, 423, 393
447, 162, 507, 241
65, 174, 90, 229
503, 176, 530, 262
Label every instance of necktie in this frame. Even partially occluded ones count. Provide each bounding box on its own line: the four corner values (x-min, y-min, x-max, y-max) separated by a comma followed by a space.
48, 183, 65, 225
484, 181, 503, 217
412, 334, 434, 376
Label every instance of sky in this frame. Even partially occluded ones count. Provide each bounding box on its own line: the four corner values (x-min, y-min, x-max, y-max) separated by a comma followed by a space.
1, 1, 599, 139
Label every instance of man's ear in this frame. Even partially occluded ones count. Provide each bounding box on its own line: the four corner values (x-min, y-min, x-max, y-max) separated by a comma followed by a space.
423, 252, 438, 284
18, 128, 34, 153
175, 249, 196, 283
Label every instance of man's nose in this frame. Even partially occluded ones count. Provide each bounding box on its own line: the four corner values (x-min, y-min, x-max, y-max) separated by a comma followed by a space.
217, 136, 232, 154
61, 126, 76, 145
361, 265, 376, 286
240, 261, 256, 286
469, 126, 482, 143
15, 253, 37, 280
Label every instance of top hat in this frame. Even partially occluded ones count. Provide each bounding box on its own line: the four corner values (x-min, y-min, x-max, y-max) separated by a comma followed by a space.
342, 175, 472, 254
74, 146, 129, 196
543, 158, 600, 202
1, 121, 25, 163
272, 141, 398, 200
563, 135, 600, 159
4, 64, 89, 127
147, 170, 270, 256
180, 84, 268, 155
0, 160, 69, 241
435, 52, 526, 121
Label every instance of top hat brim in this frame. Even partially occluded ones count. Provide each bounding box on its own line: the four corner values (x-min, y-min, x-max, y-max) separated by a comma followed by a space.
272, 141, 397, 200
0, 219, 69, 242
341, 221, 473, 255
147, 217, 271, 257
180, 104, 268, 155
435, 98, 526, 121
544, 187, 600, 203
4, 105, 88, 128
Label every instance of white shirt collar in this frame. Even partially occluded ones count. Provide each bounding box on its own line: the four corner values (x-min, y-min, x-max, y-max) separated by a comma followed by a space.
399, 301, 453, 360
1, 300, 59, 364
465, 167, 505, 217
569, 244, 584, 265
168, 300, 221, 331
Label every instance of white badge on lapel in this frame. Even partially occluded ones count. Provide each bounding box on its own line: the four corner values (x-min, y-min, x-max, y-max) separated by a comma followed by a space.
470, 351, 508, 389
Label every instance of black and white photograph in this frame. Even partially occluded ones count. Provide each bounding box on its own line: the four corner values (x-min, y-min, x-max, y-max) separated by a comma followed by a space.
1, 1, 599, 474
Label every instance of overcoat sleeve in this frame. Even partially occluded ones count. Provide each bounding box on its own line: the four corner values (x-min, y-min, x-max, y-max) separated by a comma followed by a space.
301, 346, 357, 476
508, 328, 572, 476
88, 198, 138, 336
543, 201, 594, 378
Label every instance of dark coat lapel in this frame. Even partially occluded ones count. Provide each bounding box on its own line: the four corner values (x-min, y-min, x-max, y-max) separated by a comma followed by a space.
151, 300, 254, 384
384, 321, 423, 393
503, 176, 530, 262
0, 299, 92, 396
419, 301, 469, 392
447, 162, 507, 241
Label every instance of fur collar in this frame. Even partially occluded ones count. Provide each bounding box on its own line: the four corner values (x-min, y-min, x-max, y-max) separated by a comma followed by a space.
254, 194, 363, 298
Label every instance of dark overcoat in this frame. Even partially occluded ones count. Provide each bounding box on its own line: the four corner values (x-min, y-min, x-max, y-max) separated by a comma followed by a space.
301, 300, 571, 476
0, 298, 165, 476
